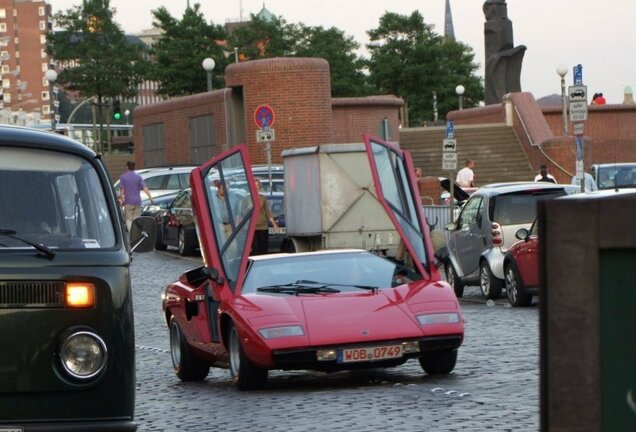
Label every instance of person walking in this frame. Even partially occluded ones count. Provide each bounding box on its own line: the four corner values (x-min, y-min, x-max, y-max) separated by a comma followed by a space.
534, 164, 556, 183
251, 178, 279, 255
119, 161, 153, 232
571, 171, 598, 192
456, 159, 475, 188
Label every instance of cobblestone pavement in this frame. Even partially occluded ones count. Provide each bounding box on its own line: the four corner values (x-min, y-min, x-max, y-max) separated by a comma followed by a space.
132, 250, 539, 432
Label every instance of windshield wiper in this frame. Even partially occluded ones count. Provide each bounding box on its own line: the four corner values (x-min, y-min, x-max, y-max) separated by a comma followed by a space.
295, 280, 378, 293
257, 282, 340, 295
0, 229, 56, 259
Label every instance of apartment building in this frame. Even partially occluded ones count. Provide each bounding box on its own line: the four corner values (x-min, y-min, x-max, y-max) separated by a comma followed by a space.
0, 0, 54, 126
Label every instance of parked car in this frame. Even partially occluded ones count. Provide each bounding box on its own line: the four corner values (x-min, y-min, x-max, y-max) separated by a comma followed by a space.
0, 126, 155, 431
503, 218, 539, 307
162, 139, 464, 390
444, 182, 578, 299
113, 165, 197, 198
141, 190, 180, 218
591, 162, 636, 190
153, 188, 199, 256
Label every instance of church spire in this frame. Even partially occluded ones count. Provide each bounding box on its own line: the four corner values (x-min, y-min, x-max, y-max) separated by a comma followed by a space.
444, 0, 455, 40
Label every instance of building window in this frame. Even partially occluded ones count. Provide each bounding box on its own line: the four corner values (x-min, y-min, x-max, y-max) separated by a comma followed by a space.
0, 23, 7, 33
40, 49, 46, 59
42, 91, 49, 101
42, 77, 48, 87
189, 115, 216, 164
42, 104, 50, 115
13, 37, 17, 44
38, 21, 45, 31
2, 79, 9, 89
40, 34, 46, 44
0, 9, 5, 19
1, 65, 8, 74
3, 92, 10, 103
38, 6, 45, 16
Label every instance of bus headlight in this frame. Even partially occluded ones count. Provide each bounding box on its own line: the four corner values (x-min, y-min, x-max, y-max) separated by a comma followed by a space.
59, 331, 107, 379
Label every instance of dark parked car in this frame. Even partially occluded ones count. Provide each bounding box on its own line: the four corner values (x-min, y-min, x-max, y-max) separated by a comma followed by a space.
503, 218, 539, 307
154, 188, 199, 256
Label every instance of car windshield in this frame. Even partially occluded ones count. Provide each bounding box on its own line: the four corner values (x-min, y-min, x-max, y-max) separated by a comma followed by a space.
491, 189, 567, 225
241, 251, 420, 295
0, 147, 116, 250
598, 165, 636, 189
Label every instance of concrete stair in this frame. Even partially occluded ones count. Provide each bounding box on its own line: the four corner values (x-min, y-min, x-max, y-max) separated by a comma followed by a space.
399, 123, 535, 186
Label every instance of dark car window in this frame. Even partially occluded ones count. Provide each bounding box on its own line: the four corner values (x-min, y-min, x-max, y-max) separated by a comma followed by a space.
166, 174, 181, 190
491, 190, 566, 225
145, 175, 166, 190
178, 173, 191, 188
457, 196, 483, 228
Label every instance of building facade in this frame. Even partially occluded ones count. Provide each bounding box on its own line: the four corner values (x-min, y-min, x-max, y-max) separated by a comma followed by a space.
0, 0, 54, 126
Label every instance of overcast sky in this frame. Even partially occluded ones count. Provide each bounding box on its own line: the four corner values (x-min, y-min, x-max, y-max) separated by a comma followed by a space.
48, 0, 635, 104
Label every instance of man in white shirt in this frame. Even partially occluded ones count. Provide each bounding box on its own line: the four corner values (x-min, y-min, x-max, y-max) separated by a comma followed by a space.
456, 159, 475, 188
534, 164, 556, 183
571, 172, 598, 192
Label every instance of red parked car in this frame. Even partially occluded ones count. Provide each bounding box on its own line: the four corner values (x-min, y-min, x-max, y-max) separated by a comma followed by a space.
503, 218, 539, 307
161, 137, 465, 390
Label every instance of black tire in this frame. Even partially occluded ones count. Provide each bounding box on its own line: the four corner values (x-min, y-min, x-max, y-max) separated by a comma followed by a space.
169, 317, 209, 381
419, 349, 458, 375
155, 225, 167, 250
479, 260, 503, 300
178, 228, 196, 256
445, 263, 464, 298
504, 263, 533, 307
227, 323, 268, 390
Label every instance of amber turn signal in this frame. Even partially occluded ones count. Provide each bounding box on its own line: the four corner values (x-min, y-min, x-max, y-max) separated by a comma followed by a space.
66, 283, 96, 307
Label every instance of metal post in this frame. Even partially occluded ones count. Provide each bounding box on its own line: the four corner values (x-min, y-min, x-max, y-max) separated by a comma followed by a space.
449, 172, 455, 224
576, 136, 585, 193
382, 117, 389, 141
206, 71, 212, 92
561, 76, 568, 135
265, 141, 272, 196
433, 91, 438, 123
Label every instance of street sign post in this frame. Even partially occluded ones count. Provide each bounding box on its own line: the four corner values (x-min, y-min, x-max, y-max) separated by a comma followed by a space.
254, 104, 275, 129
256, 129, 275, 142
444, 120, 458, 223
445, 120, 455, 139
254, 105, 276, 187
573, 64, 583, 86
569, 101, 588, 122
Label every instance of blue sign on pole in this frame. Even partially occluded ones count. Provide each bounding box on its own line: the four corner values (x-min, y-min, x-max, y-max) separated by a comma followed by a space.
446, 120, 455, 139
573, 64, 583, 85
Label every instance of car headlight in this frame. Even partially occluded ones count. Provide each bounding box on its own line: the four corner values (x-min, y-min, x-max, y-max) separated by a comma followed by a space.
143, 204, 161, 214
417, 312, 460, 325
258, 325, 304, 339
59, 331, 107, 379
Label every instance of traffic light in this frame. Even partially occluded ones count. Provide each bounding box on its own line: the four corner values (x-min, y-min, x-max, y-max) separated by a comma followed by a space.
113, 100, 121, 121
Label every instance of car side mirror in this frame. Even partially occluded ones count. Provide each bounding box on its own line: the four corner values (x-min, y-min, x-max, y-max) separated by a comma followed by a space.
130, 216, 157, 253
445, 222, 457, 231
515, 228, 530, 242
202, 266, 225, 285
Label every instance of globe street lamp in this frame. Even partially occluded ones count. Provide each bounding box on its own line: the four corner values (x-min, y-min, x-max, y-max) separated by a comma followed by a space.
455, 84, 465, 110
557, 65, 568, 136
45, 69, 58, 131
202, 57, 216, 91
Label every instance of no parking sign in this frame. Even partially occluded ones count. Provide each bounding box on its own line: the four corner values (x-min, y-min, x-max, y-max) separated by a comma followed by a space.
254, 105, 275, 129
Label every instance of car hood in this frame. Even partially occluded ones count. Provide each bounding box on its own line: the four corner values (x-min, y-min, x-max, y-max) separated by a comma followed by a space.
239, 283, 459, 345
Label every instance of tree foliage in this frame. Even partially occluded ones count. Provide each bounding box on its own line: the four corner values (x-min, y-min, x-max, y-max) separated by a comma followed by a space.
366, 11, 483, 126
47, 0, 148, 101
149, 4, 227, 96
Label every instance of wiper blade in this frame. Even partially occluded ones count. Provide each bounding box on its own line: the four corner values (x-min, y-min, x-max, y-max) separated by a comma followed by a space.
0, 229, 56, 259
257, 282, 340, 295
295, 280, 378, 293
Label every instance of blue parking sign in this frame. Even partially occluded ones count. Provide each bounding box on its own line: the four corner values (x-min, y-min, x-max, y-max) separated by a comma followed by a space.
446, 120, 455, 139
573, 64, 583, 85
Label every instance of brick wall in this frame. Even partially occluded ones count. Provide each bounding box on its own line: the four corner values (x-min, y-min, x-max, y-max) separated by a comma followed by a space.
332, 96, 403, 143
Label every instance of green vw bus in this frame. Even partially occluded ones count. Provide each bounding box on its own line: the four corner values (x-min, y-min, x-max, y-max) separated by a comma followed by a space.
0, 126, 154, 431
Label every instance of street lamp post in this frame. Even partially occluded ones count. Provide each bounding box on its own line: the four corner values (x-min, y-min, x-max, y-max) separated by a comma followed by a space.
202, 58, 216, 91
45, 69, 58, 131
124, 109, 130, 125
455, 85, 465, 110
557, 65, 568, 136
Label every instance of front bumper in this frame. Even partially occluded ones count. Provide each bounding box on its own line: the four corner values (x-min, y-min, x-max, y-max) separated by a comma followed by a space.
271, 335, 462, 371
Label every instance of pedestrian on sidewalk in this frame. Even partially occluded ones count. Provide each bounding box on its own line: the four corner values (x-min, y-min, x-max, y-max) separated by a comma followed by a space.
534, 164, 556, 183
456, 159, 475, 188
119, 161, 153, 232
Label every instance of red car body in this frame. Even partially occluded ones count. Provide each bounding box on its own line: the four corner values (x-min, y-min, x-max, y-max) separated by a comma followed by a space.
162, 136, 464, 389
503, 219, 539, 307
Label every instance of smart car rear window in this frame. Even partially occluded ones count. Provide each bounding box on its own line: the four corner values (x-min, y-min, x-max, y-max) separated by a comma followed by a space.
491, 189, 566, 225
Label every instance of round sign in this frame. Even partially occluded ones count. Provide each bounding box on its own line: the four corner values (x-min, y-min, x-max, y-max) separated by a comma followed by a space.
254, 104, 275, 129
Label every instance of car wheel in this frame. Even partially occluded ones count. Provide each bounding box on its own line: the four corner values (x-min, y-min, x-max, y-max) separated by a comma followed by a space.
178, 228, 195, 256
155, 226, 167, 250
227, 323, 268, 391
505, 263, 533, 307
445, 263, 464, 298
169, 317, 209, 381
480, 260, 503, 300
419, 349, 458, 375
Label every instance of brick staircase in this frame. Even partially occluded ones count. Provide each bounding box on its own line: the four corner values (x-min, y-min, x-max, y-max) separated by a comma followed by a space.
399, 123, 535, 186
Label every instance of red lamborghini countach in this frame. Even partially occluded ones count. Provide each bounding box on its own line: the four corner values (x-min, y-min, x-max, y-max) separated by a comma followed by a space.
161, 136, 464, 390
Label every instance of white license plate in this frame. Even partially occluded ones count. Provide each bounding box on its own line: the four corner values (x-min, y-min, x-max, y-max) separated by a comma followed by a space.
0, 428, 23, 432
337, 344, 403, 363
268, 227, 286, 234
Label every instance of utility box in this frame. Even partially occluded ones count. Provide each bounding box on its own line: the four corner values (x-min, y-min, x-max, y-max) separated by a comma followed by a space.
282, 143, 399, 255
540, 191, 636, 432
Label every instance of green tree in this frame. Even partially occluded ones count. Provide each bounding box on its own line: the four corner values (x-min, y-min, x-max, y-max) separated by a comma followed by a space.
228, 15, 293, 61
291, 25, 370, 97
367, 11, 483, 126
150, 3, 227, 96
47, 0, 148, 114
